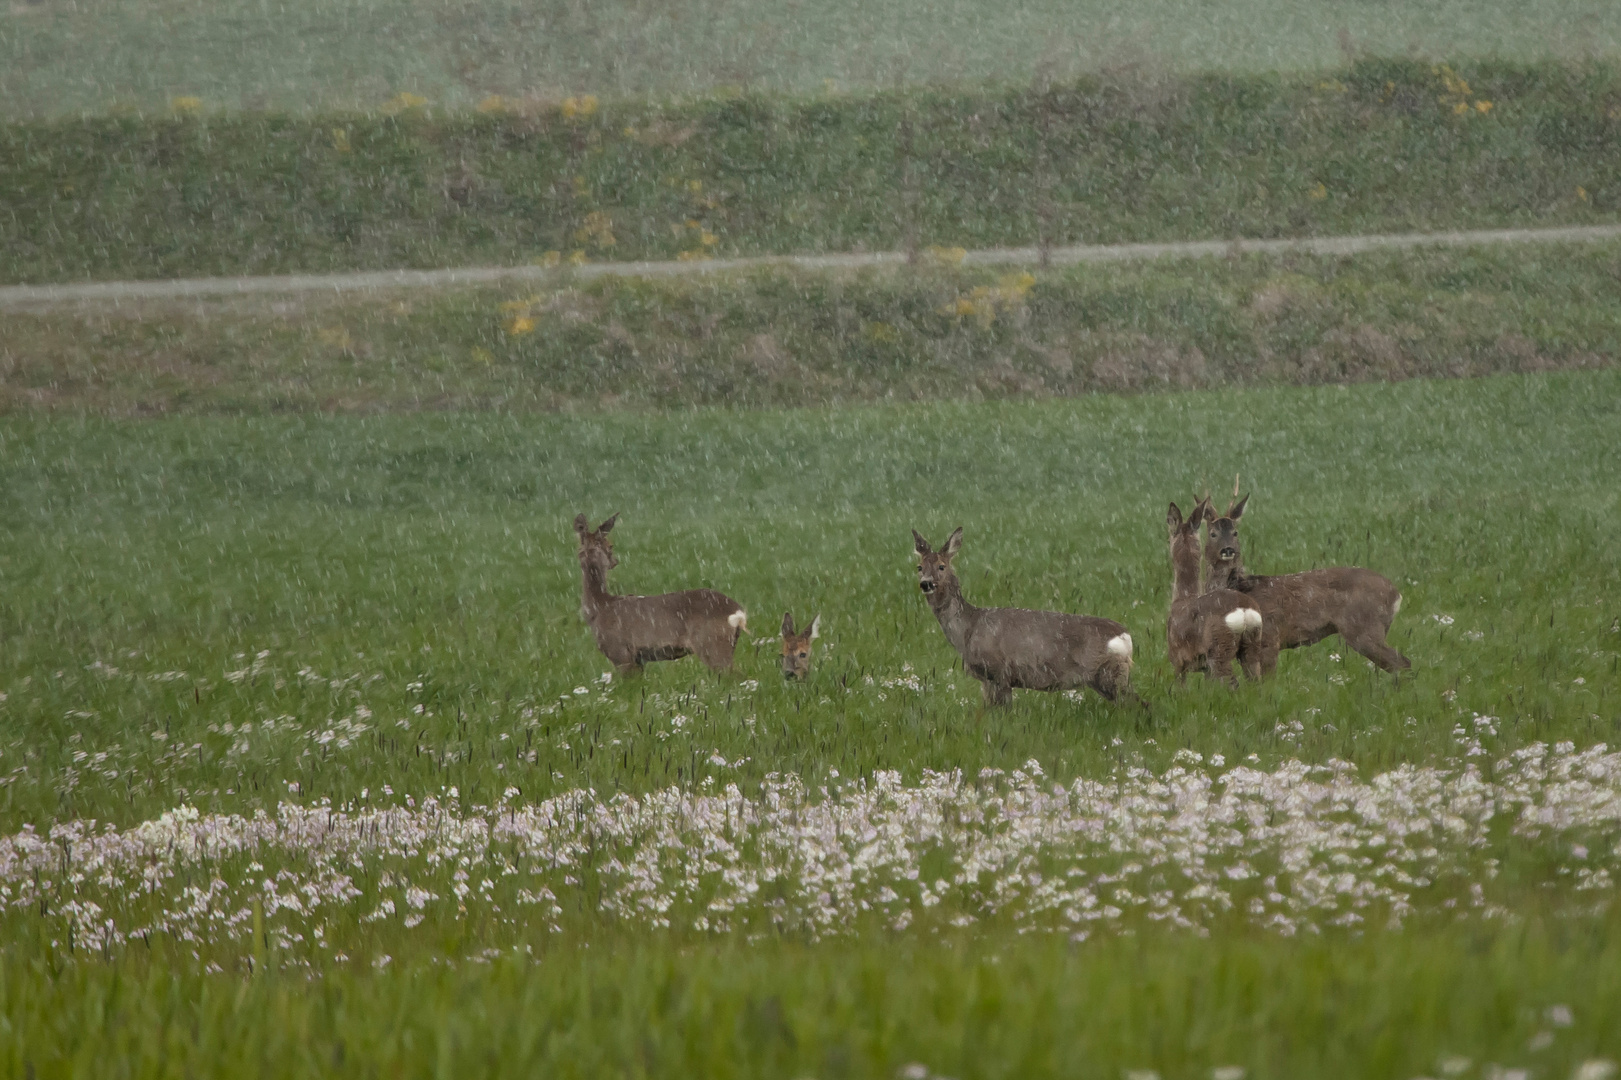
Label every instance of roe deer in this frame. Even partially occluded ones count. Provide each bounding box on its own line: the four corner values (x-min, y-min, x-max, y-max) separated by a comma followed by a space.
574, 513, 748, 675
913, 527, 1134, 706
1202, 495, 1410, 673
1166, 499, 1267, 686
780, 612, 820, 680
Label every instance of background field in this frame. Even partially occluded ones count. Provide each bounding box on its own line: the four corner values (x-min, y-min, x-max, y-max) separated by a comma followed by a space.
6, 61, 1621, 286
6, 242, 1619, 413
3, 371, 1620, 1073
2, 0, 1620, 118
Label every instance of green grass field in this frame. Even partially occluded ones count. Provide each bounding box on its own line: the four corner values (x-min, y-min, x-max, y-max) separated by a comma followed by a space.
3, 370, 1620, 1073
2, 0, 1619, 117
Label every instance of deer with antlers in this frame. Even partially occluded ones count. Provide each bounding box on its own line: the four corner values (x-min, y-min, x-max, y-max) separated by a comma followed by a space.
1166, 498, 1267, 686
913, 527, 1135, 707
780, 612, 821, 681
574, 513, 748, 675
1201, 481, 1409, 674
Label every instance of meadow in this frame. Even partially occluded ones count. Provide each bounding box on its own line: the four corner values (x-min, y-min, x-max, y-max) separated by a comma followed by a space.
2, 0, 1620, 117
2, 369, 1620, 1074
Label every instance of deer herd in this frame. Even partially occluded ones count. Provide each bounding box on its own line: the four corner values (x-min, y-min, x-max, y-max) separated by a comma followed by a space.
574, 483, 1408, 709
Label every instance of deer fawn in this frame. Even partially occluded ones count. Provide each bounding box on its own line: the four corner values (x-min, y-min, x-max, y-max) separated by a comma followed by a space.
574, 513, 748, 675
913, 528, 1134, 706
780, 612, 820, 680
1202, 495, 1410, 673
1166, 499, 1266, 686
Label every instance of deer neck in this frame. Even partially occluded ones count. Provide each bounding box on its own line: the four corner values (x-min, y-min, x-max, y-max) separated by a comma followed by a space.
580, 561, 613, 619
926, 575, 981, 656
1204, 552, 1247, 592
1171, 539, 1203, 602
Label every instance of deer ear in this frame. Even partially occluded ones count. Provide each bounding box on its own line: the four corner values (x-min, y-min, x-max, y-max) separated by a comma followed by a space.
781, 611, 795, 637
808, 615, 821, 640
942, 527, 964, 558
574, 514, 590, 537
1228, 494, 1248, 521
1167, 502, 1184, 534
599, 512, 619, 533
912, 530, 932, 557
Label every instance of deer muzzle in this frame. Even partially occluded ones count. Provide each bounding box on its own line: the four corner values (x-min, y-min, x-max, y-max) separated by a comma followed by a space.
919, 579, 936, 593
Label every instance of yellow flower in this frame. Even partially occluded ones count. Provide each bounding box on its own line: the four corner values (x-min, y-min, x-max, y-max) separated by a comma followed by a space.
477, 95, 507, 115
533, 250, 562, 268
699, 230, 719, 247
687, 179, 703, 193
560, 95, 598, 120
506, 316, 536, 335
382, 92, 429, 115
1452, 101, 1470, 116
1474, 100, 1493, 114
924, 245, 967, 266
863, 321, 901, 345
330, 128, 352, 154
169, 96, 203, 114
676, 249, 711, 261
1577, 186, 1590, 202
568, 249, 587, 265
573, 210, 616, 249
1308, 182, 1328, 200
316, 326, 353, 349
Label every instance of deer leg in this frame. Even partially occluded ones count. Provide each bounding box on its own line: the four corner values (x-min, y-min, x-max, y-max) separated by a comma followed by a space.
1344, 631, 1411, 673
981, 680, 1012, 707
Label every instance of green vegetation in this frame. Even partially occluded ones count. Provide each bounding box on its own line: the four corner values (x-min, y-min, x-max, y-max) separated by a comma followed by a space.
6, 242, 1619, 413
8, 921, 1621, 1078
3, 0, 1619, 117
2, 371, 1619, 1072
5, 60, 1621, 285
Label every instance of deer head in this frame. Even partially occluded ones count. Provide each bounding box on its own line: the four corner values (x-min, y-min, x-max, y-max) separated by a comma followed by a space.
780, 612, 821, 680
573, 512, 620, 577
1168, 497, 1212, 598
1201, 494, 1249, 586
913, 527, 963, 597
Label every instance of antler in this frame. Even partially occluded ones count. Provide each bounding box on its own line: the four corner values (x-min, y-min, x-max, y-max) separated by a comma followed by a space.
1233, 473, 1241, 499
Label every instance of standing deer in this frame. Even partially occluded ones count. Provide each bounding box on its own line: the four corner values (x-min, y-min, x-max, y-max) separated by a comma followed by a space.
1202, 495, 1410, 673
780, 612, 820, 680
574, 513, 748, 675
1166, 499, 1267, 686
913, 527, 1134, 706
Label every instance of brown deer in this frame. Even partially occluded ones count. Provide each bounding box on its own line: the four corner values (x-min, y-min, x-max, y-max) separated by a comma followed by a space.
780, 612, 820, 680
1166, 499, 1267, 686
1202, 495, 1410, 673
913, 528, 1134, 706
574, 513, 748, 675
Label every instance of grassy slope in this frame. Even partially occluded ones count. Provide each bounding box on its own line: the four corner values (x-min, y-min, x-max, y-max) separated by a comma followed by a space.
4, 60, 1621, 285
2, 0, 1619, 116
1, 370, 1620, 1073
5, 243, 1619, 413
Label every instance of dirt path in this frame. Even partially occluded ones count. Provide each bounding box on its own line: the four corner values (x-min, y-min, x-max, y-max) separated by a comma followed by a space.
5, 223, 1620, 310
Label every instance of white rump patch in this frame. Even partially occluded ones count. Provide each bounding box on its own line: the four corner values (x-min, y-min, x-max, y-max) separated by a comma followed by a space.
1393, 594, 1402, 616
728, 610, 748, 631
1224, 609, 1250, 633
1106, 633, 1133, 659
808, 615, 821, 640
1244, 609, 1263, 632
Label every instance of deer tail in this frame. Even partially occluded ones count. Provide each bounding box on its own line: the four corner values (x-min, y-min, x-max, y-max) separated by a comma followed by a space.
1106, 632, 1133, 663
1224, 607, 1264, 640
727, 609, 748, 633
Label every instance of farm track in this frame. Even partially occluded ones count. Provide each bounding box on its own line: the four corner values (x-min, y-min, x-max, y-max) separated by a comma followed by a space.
4, 223, 1621, 310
